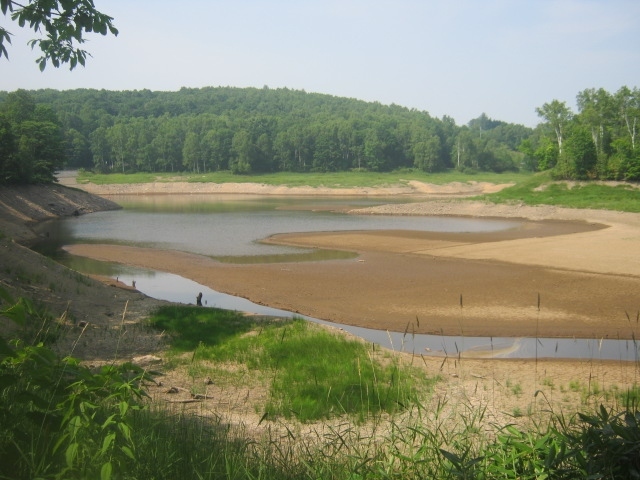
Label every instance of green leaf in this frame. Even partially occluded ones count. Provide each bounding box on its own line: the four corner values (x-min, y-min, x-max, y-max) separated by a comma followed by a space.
118, 422, 132, 443
439, 448, 462, 467
2, 300, 27, 325
0, 336, 16, 360
0, 373, 18, 389
118, 401, 129, 417
100, 432, 115, 455
101, 414, 116, 430
65, 442, 79, 468
53, 432, 70, 455
120, 445, 135, 460
100, 461, 113, 480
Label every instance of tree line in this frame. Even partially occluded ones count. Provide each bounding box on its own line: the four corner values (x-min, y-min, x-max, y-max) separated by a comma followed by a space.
0, 85, 638, 184
526, 86, 640, 181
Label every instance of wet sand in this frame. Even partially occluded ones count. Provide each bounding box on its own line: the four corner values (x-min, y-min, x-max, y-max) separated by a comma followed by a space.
64, 201, 640, 340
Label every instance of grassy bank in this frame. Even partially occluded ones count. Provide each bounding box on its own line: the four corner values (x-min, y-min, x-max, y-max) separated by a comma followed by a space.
3, 298, 640, 479
76, 169, 529, 188
479, 172, 640, 213
77, 169, 640, 213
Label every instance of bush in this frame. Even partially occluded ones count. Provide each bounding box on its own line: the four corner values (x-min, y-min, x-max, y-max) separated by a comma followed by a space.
0, 289, 152, 479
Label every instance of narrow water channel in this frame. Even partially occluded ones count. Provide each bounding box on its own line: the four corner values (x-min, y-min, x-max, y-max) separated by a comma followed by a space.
110, 265, 639, 362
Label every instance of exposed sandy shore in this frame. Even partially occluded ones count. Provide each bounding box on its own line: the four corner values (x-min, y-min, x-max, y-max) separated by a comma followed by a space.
64, 178, 640, 341
70, 177, 514, 197
5, 177, 640, 430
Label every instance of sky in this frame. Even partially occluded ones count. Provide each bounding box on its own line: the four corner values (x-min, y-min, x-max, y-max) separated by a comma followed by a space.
1, 0, 639, 127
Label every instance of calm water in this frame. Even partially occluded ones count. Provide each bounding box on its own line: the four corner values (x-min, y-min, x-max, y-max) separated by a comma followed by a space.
34, 195, 639, 361
37, 194, 520, 257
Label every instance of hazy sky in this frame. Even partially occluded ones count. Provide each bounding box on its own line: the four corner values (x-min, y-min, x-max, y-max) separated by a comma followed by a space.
2, 0, 639, 127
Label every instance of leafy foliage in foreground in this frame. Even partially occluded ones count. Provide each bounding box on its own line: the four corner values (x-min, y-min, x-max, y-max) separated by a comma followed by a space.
3, 295, 640, 479
0, 290, 151, 479
0, 0, 118, 70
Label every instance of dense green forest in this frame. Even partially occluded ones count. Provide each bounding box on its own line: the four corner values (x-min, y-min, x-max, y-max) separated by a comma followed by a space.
0, 85, 638, 184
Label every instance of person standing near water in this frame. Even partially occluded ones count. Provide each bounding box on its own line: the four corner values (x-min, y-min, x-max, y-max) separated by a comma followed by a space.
196, 292, 203, 306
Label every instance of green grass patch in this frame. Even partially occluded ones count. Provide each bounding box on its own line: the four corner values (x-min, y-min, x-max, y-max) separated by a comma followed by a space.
78, 169, 529, 188
148, 305, 255, 350
77, 170, 164, 184
617, 385, 640, 409
481, 171, 640, 212
148, 307, 428, 422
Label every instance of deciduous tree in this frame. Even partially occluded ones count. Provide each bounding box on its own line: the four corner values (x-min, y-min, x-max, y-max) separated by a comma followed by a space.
0, 0, 117, 70
536, 100, 573, 156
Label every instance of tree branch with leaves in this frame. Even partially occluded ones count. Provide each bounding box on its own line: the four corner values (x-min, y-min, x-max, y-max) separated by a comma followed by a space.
0, 0, 117, 70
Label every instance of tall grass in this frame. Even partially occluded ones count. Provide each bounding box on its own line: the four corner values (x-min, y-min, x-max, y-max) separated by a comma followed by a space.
4, 296, 640, 479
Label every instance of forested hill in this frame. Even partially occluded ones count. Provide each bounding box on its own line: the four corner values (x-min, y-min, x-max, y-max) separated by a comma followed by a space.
0, 87, 531, 179
0, 85, 638, 184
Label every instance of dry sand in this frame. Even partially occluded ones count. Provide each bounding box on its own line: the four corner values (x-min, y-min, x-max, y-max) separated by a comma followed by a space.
65, 179, 640, 340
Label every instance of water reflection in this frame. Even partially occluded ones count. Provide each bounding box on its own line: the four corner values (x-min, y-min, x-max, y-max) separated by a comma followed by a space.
35, 195, 522, 259
111, 266, 639, 362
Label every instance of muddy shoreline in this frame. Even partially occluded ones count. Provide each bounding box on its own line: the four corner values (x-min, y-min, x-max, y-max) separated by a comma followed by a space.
59, 178, 640, 340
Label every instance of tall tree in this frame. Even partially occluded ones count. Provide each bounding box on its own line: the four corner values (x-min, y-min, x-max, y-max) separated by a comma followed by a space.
65, 127, 91, 168
557, 125, 597, 180
0, 113, 16, 182
1, 89, 35, 122
182, 132, 202, 173
89, 126, 110, 172
230, 129, 253, 174
0, 90, 65, 183
536, 100, 573, 156
615, 86, 639, 152
107, 122, 131, 173
413, 135, 441, 172
452, 129, 476, 170
576, 88, 613, 157
14, 120, 65, 182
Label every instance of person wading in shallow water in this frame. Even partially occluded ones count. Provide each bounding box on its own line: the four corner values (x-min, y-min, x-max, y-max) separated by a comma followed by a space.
196, 292, 203, 306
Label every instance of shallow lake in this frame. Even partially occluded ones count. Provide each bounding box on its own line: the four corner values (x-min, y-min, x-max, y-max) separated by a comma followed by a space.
37, 194, 521, 258
35, 195, 640, 361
